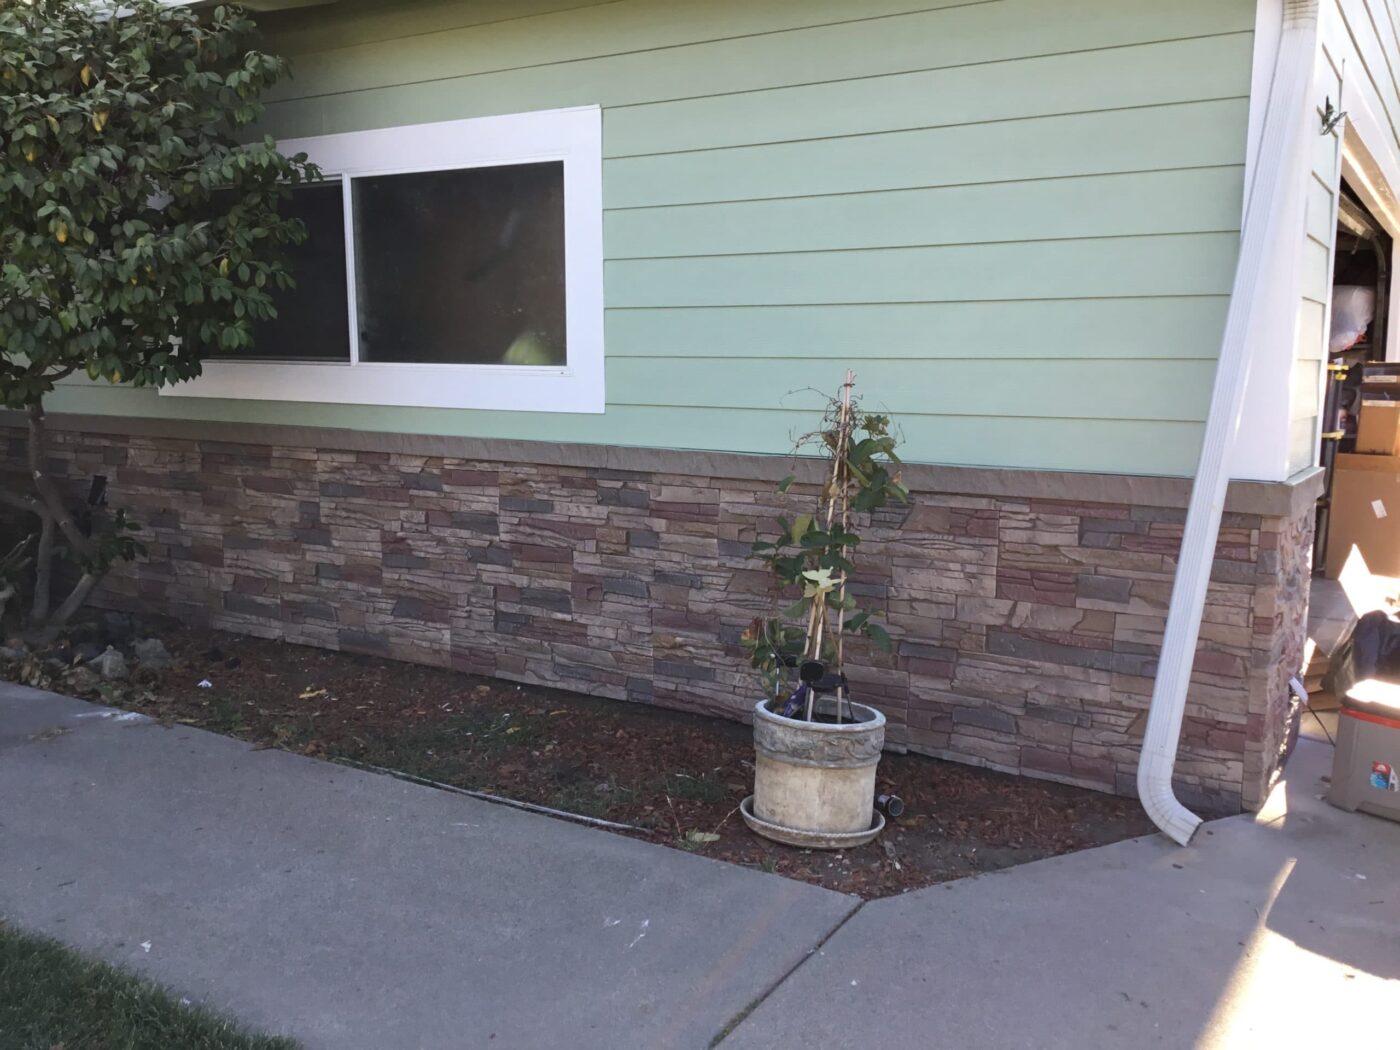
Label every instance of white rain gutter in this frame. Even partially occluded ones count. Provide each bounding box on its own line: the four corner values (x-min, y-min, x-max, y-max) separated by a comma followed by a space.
1136, 0, 1319, 845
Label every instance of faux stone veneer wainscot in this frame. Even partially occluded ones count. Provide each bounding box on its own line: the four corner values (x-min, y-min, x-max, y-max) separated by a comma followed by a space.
0, 416, 1322, 814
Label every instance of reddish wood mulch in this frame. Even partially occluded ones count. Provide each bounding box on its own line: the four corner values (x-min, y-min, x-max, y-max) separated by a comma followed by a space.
75, 624, 1155, 898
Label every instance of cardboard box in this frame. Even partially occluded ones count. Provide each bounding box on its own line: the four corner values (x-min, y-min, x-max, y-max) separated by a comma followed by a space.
1326, 455, 1400, 578
1357, 400, 1400, 456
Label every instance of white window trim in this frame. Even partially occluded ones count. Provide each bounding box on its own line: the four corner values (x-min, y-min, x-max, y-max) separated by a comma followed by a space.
162, 105, 604, 413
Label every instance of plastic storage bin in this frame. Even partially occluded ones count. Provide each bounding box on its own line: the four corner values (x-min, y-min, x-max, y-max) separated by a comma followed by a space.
1328, 679, 1400, 824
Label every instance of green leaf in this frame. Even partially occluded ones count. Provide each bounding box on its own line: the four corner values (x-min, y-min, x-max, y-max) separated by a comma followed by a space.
776, 475, 795, 493
0, 0, 311, 410
864, 623, 893, 653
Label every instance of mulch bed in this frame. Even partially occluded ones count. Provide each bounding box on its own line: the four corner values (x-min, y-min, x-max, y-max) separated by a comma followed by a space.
14, 622, 1155, 898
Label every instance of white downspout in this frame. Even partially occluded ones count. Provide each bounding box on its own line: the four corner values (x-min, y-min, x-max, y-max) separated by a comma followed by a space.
1136, 0, 1319, 845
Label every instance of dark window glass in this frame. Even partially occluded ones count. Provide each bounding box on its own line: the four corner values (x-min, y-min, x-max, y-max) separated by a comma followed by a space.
258, 182, 350, 361
213, 182, 351, 361
351, 162, 566, 366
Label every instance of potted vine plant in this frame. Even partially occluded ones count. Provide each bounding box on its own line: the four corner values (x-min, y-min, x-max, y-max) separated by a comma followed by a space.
739, 372, 908, 848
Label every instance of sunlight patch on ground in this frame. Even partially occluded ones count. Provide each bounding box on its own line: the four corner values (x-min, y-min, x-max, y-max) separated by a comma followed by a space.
1197, 854, 1395, 1047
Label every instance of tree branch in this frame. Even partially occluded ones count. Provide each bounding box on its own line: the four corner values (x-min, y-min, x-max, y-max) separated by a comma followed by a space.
47, 572, 98, 630
0, 488, 46, 518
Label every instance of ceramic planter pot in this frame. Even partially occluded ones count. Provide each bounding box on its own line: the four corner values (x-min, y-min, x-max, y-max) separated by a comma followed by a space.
741, 696, 886, 849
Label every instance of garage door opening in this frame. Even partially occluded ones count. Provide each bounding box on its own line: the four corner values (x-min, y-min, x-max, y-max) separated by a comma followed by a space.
1317, 178, 1399, 581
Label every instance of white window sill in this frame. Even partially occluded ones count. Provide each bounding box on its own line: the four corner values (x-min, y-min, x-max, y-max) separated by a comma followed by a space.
159, 359, 603, 413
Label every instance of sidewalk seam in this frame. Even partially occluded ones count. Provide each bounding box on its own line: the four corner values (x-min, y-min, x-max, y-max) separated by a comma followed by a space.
708, 897, 866, 1047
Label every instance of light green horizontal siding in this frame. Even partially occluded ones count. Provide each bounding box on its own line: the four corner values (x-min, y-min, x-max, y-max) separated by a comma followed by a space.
263, 0, 1253, 118
609, 359, 1216, 421
51, 383, 1207, 475
606, 168, 1246, 258
51, 0, 1260, 475
603, 101, 1250, 208
604, 298, 1229, 360
607, 234, 1237, 307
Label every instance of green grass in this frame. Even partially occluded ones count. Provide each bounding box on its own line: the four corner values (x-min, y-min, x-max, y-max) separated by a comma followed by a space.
0, 922, 298, 1050
657, 772, 730, 804
546, 779, 640, 819
340, 711, 546, 788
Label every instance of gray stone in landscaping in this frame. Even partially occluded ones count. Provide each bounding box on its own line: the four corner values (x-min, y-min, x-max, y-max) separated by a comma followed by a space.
0, 644, 27, 663
100, 611, 134, 640
64, 666, 102, 693
131, 637, 173, 669
0, 684, 856, 1050
86, 645, 128, 681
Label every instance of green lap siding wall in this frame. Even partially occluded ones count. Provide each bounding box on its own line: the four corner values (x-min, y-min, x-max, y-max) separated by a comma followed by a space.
43, 0, 1259, 475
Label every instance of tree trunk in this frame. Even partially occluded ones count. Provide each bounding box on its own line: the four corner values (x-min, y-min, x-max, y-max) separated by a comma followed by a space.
12, 399, 107, 635
29, 512, 54, 623
27, 402, 95, 562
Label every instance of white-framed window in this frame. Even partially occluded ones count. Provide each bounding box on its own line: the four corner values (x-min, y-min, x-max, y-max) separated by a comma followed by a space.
162, 105, 604, 413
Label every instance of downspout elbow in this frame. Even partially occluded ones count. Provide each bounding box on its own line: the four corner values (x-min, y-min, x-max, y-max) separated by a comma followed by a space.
1138, 744, 1202, 846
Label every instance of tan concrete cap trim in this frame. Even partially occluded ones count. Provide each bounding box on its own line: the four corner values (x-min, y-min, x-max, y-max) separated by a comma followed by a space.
0, 411, 1324, 518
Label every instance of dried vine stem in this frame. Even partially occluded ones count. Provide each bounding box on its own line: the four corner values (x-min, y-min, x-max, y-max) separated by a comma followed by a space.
804, 370, 855, 721
831, 372, 854, 723
742, 372, 907, 721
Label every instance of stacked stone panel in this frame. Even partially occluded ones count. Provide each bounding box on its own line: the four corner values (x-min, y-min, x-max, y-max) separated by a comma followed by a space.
1, 429, 1312, 812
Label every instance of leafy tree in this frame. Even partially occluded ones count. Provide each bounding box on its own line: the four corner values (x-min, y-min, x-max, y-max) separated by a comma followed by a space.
0, 0, 317, 633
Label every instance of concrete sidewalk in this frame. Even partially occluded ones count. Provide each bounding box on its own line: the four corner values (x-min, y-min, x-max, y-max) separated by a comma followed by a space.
0, 684, 856, 1049
3, 682, 1398, 1049
724, 736, 1400, 1048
